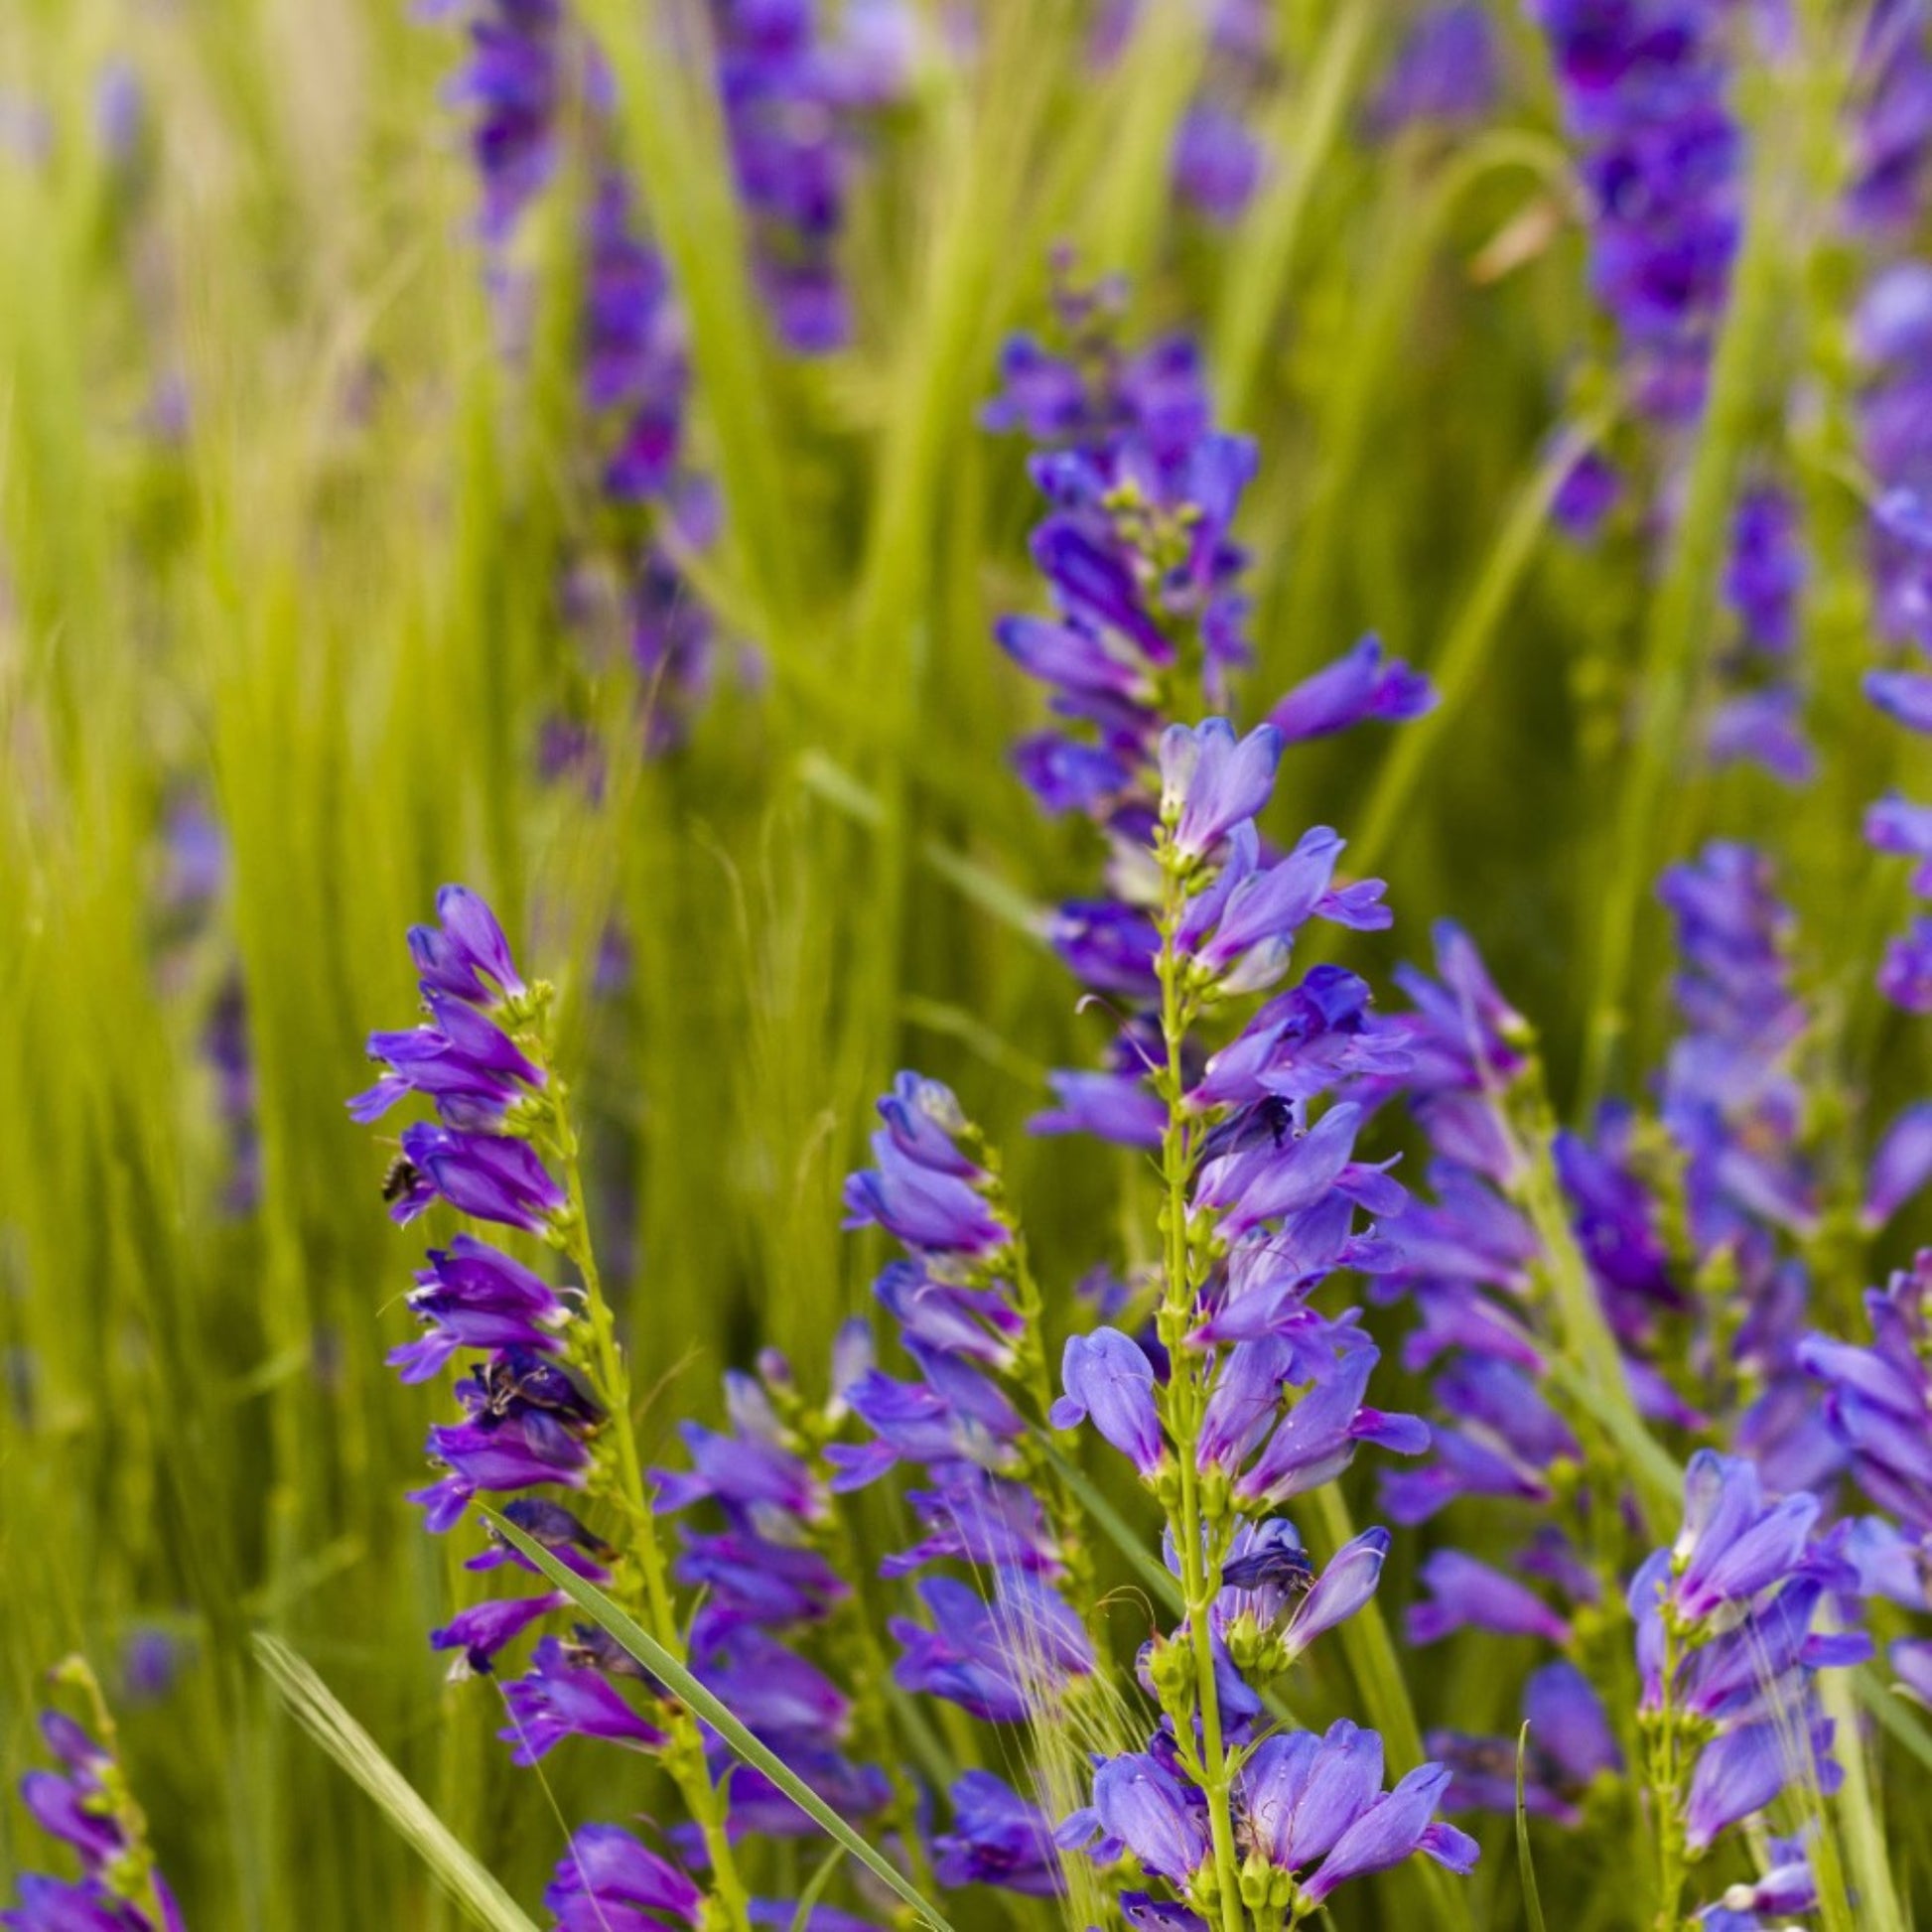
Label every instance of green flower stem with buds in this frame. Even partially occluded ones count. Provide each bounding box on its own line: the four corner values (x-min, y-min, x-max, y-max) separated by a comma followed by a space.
513, 995, 756, 1932
51, 1655, 171, 1932
1152, 832, 1248, 1932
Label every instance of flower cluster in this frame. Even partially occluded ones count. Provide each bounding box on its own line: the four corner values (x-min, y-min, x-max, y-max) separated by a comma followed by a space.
1856, 261, 1932, 1009
985, 282, 1427, 1154
156, 789, 259, 1215
708, 0, 910, 351
650, 1337, 897, 1850
349, 886, 603, 1672
1530, 0, 1745, 425
437, 0, 716, 747
1627, 1452, 1866, 1909
1043, 716, 1474, 1929
2, 1662, 183, 1932
1802, 1250, 1932, 1705
1708, 484, 1813, 784
839, 1075, 1099, 1718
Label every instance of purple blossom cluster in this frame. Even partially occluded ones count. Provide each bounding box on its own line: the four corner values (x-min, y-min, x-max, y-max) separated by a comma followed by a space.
438, 0, 713, 745
1039, 716, 1479, 1928
984, 278, 1429, 1155
2, 1677, 183, 1932
1530, 0, 1745, 426
707, 0, 910, 352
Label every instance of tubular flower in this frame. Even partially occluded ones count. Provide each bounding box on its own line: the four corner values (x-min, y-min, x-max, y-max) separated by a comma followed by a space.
1627, 1452, 1867, 1865
355, 887, 613, 1674
985, 273, 1428, 1162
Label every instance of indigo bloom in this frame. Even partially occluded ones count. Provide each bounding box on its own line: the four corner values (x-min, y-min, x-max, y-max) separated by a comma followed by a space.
3, 1674, 183, 1932
498, 1635, 666, 1764
1363, 3, 1501, 139
1531, 0, 1744, 422
707, 0, 910, 351
1709, 486, 1812, 784
932, 1773, 1062, 1896
544, 1824, 703, 1932
889, 1573, 1094, 1723
1406, 1551, 1571, 1647
1431, 1663, 1621, 1824
1233, 1725, 1477, 1907
435, 1, 720, 746
358, 888, 606, 1677
1627, 1453, 1863, 1873
1052, 1328, 1165, 1477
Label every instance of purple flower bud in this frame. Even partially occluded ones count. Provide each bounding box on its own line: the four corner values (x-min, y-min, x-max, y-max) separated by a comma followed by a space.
1092, 1754, 1210, 1884
407, 885, 526, 1009
1052, 1328, 1165, 1473
1159, 718, 1282, 858
1407, 1551, 1570, 1647
1268, 635, 1435, 744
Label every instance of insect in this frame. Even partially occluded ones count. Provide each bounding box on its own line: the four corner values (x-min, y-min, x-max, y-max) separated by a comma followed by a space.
379, 1155, 421, 1204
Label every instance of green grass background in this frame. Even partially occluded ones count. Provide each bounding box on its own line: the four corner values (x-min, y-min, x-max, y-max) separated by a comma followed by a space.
0, 0, 1927, 1925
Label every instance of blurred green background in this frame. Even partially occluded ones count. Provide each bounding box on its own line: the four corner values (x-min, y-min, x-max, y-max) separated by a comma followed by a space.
0, 0, 1925, 1924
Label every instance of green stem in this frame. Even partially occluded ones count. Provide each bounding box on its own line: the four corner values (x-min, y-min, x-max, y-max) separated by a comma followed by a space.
1154, 858, 1246, 1932
1649, 1620, 1685, 1932
549, 1087, 755, 1932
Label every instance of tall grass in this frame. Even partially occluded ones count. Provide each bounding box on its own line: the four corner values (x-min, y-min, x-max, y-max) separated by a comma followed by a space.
0, 1, 1924, 1927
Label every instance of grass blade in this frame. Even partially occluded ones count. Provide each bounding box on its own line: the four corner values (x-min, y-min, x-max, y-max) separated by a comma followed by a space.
252, 1635, 542, 1932
481, 1508, 956, 1932
1515, 1723, 1548, 1932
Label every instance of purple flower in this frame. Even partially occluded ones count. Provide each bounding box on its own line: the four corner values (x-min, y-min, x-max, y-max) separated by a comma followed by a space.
407, 884, 527, 1010
498, 1636, 665, 1763
1160, 718, 1282, 859
394, 1121, 567, 1234
1880, 917, 1932, 1010
1267, 635, 1435, 744
387, 1234, 569, 1382
1093, 1753, 1211, 1884
544, 1824, 704, 1932
1233, 1722, 1476, 1903
1530, 0, 1743, 422
1406, 1550, 1570, 1647
1868, 667, 1932, 733
890, 1572, 1094, 1722
1663, 1450, 1820, 1628
1364, 3, 1501, 138
932, 1773, 1063, 1897
1685, 1718, 1840, 1854
1051, 1328, 1165, 1475
4, 1698, 184, 1932
1867, 1103, 1932, 1224
842, 1132, 1008, 1258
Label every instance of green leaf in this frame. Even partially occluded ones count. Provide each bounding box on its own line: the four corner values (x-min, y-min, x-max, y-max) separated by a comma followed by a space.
480, 1508, 956, 1932
1515, 1723, 1548, 1932
252, 1634, 542, 1932
788, 1844, 847, 1932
